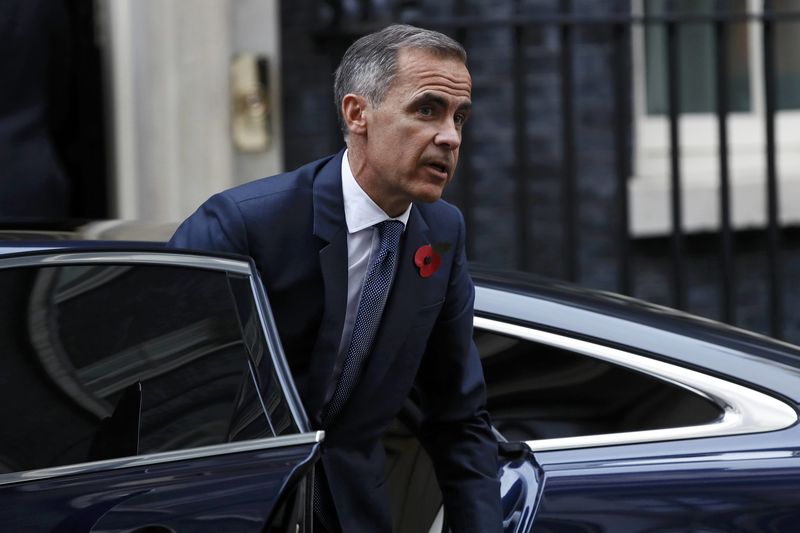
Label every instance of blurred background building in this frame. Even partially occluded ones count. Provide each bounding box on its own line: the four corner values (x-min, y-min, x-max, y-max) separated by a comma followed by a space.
3, 0, 798, 343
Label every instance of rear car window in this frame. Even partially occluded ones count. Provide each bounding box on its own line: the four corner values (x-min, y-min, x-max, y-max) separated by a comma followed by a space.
476, 329, 722, 442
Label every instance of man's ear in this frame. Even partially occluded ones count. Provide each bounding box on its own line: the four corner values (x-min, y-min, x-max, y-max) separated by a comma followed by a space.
342, 94, 368, 136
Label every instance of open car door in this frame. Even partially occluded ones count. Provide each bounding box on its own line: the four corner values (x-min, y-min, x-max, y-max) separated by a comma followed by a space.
0, 249, 320, 532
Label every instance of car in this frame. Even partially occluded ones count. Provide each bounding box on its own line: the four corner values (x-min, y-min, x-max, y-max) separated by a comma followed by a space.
0, 236, 798, 532
464, 269, 799, 532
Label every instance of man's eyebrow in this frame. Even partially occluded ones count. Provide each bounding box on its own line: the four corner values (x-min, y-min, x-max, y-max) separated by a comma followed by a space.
410, 92, 472, 112
410, 92, 447, 108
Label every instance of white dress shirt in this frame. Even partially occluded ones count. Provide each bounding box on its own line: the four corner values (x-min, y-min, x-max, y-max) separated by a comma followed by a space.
337, 149, 412, 358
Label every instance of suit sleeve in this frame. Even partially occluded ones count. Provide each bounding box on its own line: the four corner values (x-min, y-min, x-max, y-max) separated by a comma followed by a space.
168, 192, 249, 255
415, 209, 503, 533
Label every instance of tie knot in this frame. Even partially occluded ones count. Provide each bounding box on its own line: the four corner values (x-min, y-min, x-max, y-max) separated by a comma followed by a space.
377, 220, 404, 252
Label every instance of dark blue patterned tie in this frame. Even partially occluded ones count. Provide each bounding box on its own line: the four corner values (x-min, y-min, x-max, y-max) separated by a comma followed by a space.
322, 219, 404, 426
314, 220, 404, 531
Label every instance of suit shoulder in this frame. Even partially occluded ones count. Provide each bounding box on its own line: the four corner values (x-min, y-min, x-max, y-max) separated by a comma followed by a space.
220, 154, 336, 206
415, 198, 465, 229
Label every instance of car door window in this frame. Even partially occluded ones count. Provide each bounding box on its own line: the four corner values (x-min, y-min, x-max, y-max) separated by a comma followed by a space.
0, 261, 298, 475
475, 328, 722, 443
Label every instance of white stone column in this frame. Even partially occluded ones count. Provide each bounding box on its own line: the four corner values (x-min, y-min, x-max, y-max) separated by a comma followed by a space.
101, 0, 283, 221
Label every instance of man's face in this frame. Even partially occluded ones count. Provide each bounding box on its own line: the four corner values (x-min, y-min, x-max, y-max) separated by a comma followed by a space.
360, 48, 472, 214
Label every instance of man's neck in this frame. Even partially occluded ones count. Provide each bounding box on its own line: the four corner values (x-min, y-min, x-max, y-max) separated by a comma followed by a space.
346, 148, 410, 218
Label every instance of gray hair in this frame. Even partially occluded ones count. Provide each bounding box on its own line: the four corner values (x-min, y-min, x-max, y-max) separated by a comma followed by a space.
333, 24, 467, 138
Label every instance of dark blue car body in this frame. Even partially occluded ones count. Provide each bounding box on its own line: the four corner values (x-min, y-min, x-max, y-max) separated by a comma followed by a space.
0, 236, 798, 532
475, 269, 800, 532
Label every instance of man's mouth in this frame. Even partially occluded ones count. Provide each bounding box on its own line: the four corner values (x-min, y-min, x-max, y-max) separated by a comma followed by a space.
426, 161, 449, 175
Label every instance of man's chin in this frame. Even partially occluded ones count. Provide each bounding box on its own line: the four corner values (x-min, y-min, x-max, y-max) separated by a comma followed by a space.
412, 188, 445, 204
410, 179, 450, 203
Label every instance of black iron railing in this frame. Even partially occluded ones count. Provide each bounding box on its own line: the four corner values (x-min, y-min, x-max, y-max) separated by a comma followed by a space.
313, 1, 800, 340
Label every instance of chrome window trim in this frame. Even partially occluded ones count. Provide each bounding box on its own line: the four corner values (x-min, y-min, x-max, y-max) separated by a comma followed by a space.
0, 251, 251, 274
0, 431, 324, 487
474, 316, 798, 452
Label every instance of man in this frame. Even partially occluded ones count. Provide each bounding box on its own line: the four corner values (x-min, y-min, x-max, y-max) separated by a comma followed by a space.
170, 24, 502, 533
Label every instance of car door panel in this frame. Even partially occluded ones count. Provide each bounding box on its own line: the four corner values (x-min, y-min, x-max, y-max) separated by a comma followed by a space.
532, 455, 800, 532
0, 437, 319, 532
0, 250, 319, 532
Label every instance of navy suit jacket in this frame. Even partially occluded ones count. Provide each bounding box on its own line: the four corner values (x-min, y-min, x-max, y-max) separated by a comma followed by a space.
169, 151, 501, 532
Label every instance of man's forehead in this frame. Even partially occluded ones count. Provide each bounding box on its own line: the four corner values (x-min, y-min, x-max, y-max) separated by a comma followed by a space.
393, 48, 472, 99
396, 47, 470, 75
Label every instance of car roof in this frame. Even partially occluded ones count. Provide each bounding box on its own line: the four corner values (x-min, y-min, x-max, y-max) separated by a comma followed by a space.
470, 265, 800, 370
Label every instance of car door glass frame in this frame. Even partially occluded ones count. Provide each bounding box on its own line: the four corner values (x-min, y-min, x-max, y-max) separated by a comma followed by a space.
0, 249, 318, 485
242, 264, 310, 433
475, 316, 798, 452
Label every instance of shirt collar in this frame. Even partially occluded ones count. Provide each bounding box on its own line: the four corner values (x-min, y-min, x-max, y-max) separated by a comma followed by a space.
341, 149, 412, 234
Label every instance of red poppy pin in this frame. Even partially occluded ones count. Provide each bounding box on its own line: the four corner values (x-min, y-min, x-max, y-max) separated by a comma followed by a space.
414, 242, 451, 278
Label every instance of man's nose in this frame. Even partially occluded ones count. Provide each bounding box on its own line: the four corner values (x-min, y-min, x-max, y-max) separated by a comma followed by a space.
435, 119, 461, 150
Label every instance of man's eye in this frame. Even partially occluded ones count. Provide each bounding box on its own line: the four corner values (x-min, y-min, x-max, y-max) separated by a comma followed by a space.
419, 106, 433, 117
454, 113, 467, 126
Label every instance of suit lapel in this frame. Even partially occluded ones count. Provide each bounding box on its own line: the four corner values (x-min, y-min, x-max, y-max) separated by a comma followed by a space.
357, 206, 431, 390
306, 150, 348, 424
